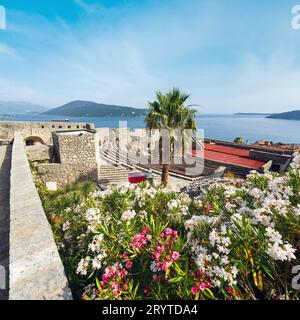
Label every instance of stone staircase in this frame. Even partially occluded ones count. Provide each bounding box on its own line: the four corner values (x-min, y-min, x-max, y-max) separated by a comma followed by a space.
98, 165, 135, 186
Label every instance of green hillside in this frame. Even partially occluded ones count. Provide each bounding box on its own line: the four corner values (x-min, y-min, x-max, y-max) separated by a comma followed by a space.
43, 100, 148, 117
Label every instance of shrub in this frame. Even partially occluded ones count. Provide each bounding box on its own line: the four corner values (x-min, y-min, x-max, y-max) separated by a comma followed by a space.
39, 156, 300, 300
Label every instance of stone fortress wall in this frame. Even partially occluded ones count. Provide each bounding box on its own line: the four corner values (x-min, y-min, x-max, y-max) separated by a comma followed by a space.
9, 132, 72, 299
53, 130, 98, 164
4, 121, 293, 189
0, 121, 94, 144
32, 127, 155, 188
37, 130, 100, 187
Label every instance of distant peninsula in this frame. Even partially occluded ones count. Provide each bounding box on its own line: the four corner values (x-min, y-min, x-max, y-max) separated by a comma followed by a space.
267, 110, 300, 120
43, 100, 148, 117
234, 112, 273, 116
0, 101, 47, 115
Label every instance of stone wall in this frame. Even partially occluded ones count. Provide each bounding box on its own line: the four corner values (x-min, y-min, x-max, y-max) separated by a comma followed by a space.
0, 121, 94, 144
26, 145, 53, 162
204, 158, 264, 178
249, 150, 291, 172
37, 130, 99, 187
9, 132, 72, 300
53, 130, 97, 164
37, 163, 98, 187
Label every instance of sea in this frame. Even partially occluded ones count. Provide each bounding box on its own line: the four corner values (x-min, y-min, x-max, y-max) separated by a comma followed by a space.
1, 114, 300, 144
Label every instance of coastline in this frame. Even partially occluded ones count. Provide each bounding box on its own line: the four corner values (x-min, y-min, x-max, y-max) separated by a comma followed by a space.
2, 113, 300, 145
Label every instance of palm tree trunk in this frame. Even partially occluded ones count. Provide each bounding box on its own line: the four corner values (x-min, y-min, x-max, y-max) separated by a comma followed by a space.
162, 163, 170, 186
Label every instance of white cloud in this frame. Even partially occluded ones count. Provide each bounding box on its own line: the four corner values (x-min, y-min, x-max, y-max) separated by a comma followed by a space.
74, 0, 104, 14
0, 42, 20, 58
1, 1, 300, 113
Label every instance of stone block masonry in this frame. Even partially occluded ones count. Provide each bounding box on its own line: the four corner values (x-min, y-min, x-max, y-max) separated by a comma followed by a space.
9, 132, 72, 300
36, 130, 100, 187
37, 162, 98, 187
0, 121, 94, 144
52, 130, 98, 164
26, 144, 53, 162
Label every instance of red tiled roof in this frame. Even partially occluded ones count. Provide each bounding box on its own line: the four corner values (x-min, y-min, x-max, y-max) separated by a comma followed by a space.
192, 143, 265, 169
204, 143, 250, 157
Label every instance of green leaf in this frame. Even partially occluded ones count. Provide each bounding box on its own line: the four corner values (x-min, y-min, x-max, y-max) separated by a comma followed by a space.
96, 277, 101, 290
168, 276, 183, 283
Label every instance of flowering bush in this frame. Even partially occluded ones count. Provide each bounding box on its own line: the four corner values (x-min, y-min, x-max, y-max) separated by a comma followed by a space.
39, 157, 300, 300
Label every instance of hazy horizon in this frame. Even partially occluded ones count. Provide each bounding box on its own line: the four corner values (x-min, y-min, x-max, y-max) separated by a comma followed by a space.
1, 0, 300, 113
0, 99, 295, 115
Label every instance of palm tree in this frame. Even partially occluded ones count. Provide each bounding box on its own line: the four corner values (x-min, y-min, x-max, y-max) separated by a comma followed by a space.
145, 88, 197, 186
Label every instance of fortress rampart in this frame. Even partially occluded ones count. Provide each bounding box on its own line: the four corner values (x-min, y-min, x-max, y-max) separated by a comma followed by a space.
0, 121, 94, 145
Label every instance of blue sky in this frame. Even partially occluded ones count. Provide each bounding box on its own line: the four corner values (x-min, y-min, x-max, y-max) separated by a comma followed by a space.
0, 0, 300, 113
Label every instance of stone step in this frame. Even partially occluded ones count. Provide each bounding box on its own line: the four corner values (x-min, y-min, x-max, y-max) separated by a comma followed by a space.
99, 168, 128, 172
99, 174, 129, 178
98, 180, 129, 184
99, 168, 131, 173
99, 173, 128, 176
99, 177, 129, 181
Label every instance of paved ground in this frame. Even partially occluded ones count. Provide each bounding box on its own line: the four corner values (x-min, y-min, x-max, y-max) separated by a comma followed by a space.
0, 145, 11, 300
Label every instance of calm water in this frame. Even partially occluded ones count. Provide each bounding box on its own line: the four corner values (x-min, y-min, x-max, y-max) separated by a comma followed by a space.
1, 114, 300, 144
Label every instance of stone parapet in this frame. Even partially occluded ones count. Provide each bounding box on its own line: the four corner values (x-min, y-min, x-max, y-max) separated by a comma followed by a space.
9, 132, 72, 300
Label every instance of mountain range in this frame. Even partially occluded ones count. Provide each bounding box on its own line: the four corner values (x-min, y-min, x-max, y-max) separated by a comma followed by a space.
42, 100, 148, 117
1, 99, 300, 120
0, 101, 47, 114
234, 113, 273, 116
267, 110, 300, 120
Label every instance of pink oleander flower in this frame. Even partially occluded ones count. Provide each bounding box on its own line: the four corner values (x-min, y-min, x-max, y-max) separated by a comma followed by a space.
165, 227, 173, 236
141, 227, 148, 234
110, 281, 118, 290
160, 262, 167, 271
191, 286, 200, 295
130, 228, 152, 249
144, 285, 151, 297
154, 253, 161, 261
125, 260, 133, 269
156, 246, 164, 253
199, 283, 207, 291
122, 253, 129, 260
113, 287, 121, 296
153, 274, 159, 282
171, 251, 180, 262
204, 203, 212, 214
99, 263, 129, 297
150, 228, 180, 273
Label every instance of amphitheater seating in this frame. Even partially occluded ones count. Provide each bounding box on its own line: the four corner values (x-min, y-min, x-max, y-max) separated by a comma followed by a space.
99, 143, 224, 182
